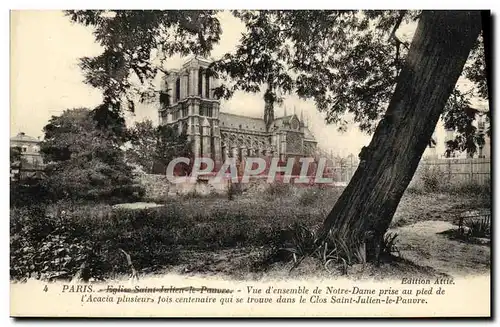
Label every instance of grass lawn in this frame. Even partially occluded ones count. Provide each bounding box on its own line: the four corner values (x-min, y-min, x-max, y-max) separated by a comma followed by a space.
10, 185, 491, 281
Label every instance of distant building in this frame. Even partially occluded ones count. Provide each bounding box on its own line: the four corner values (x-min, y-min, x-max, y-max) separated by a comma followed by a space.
423, 108, 490, 159
10, 132, 43, 168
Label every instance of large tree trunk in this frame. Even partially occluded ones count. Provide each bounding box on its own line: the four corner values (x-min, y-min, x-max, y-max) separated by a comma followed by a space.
316, 11, 482, 262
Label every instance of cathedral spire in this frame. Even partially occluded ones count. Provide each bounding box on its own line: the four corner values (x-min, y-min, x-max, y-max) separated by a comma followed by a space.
284, 106, 287, 117
300, 109, 304, 123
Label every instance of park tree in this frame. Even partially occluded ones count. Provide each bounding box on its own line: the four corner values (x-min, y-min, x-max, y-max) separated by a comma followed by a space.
126, 120, 158, 173
209, 10, 486, 261
69, 10, 488, 262
314, 11, 483, 261
126, 120, 193, 174
40, 108, 143, 201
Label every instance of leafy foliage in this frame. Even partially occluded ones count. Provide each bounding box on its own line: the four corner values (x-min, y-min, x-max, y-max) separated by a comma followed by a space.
420, 166, 446, 192
126, 120, 193, 174
298, 188, 320, 206
210, 10, 488, 153
125, 120, 157, 172
10, 205, 98, 280
210, 10, 409, 132
40, 108, 143, 202
265, 181, 291, 198
11, 192, 333, 280
69, 10, 489, 155
10, 146, 25, 165
277, 222, 403, 274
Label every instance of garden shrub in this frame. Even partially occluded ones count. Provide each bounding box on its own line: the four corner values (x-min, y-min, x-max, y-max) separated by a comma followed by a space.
298, 188, 319, 206
10, 189, 332, 281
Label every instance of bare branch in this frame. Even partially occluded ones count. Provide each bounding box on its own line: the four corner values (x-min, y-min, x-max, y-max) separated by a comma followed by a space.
388, 10, 410, 65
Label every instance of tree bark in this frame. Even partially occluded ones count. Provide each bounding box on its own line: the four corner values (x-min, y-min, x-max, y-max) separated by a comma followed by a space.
317, 11, 482, 261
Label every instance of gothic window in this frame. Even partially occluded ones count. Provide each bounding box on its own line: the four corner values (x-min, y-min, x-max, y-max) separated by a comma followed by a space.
199, 103, 213, 117
175, 77, 181, 102
160, 91, 170, 107
286, 132, 302, 153
173, 109, 181, 120
182, 104, 188, 117
205, 72, 210, 98
198, 69, 203, 96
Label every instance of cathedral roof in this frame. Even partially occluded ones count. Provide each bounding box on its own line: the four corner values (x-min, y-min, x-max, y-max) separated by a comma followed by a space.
219, 112, 267, 132
274, 115, 295, 121
219, 112, 317, 141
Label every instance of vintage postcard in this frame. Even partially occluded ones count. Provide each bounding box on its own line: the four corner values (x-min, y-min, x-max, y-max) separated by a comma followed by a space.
9, 9, 492, 318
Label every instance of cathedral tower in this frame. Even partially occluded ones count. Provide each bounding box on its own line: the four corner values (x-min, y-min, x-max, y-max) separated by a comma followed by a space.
159, 57, 222, 166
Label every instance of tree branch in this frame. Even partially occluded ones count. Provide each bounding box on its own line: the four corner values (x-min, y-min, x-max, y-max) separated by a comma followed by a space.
388, 10, 410, 66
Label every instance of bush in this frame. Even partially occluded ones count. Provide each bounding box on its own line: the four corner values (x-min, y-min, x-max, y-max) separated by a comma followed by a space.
10, 205, 100, 280
38, 108, 146, 204
298, 188, 320, 206
10, 180, 49, 208
265, 181, 291, 198
10, 197, 325, 281
421, 166, 446, 192
451, 181, 491, 196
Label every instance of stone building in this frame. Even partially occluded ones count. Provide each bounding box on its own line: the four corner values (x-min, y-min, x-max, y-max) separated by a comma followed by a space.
423, 108, 490, 159
10, 132, 42, 167
10, 132, 44, 181
158, 57, 317, 167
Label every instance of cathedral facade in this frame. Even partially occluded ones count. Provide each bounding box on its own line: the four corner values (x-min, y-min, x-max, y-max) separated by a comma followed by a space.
158, 57, 317, 166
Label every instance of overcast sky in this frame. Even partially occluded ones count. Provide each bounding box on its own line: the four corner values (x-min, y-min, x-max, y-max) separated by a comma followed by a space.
10, 10, 488, 157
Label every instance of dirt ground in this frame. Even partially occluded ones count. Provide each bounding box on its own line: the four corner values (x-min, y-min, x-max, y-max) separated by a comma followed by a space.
389, 221, 490, 277
391, 191, 490, 227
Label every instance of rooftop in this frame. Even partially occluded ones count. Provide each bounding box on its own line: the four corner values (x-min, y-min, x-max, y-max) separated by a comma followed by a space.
10, 132, 39, 143
219, 112, 267, 131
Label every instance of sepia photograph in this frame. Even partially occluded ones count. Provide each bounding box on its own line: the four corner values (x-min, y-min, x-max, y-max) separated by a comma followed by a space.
9, 7, 492, 318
